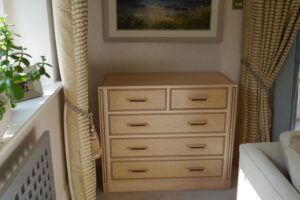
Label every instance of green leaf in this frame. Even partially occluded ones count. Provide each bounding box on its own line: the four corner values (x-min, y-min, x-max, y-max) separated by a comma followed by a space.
11, 45, 23, 50
4, 69, 13, 78
10, 54, 20, 60
13, 33, 21, 37
44, 63, 53, 67
5, 78, 12, 87
7, 83, 24, 100
22, 53, 32, 58
0, 17, 5, 23
6, 33, 13, 38
45, 72, 50, 78
0, 106, 5, 120
10, 101, 16, 108
13, 74, 27, 83
21, 58, 30, 66
0, 60, 9, 66
34, 74, 40, 80
14, 65, 23, 73
0, 79, 6, 93
39, 66, 45, 74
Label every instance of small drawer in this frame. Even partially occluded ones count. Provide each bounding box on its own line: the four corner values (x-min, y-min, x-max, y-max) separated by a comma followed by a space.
108, 89, 166, 111
111, 137, 225, 157
112, 160, 223, 179
171, 88, 227, 110
109, 113, 226, 135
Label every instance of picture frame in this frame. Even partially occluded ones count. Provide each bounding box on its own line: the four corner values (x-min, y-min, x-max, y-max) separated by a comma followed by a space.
103, 0, 224, 42
16, 66, 43, 102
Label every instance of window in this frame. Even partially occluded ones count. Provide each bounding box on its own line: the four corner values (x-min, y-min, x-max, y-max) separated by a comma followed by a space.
0, 1, 4, 16
1, 0, 58, 85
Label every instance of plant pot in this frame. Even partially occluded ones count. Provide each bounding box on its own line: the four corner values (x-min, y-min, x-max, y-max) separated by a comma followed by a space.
0, 94, 11, 139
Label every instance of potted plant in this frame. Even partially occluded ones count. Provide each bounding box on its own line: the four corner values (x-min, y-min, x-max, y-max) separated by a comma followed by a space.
0, 16, 51, 137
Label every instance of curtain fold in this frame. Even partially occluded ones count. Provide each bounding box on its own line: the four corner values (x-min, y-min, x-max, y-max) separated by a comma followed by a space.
238, 0, 300, 144
52, 0, 97, 199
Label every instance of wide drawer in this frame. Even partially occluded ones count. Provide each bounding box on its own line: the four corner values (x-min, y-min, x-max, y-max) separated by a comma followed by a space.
171, 88, 227, 109
109, 113, 226, 135
112, 160, 223, 179
108, 89, 166, 111
111, 137, 225, 157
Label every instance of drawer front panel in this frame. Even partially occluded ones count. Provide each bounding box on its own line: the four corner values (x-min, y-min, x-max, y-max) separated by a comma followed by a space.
112, 160, 223, 179
109, 113, 226, 135
108, 89, 166, 111
111, 137, 225, 157
171, 88, 227, 109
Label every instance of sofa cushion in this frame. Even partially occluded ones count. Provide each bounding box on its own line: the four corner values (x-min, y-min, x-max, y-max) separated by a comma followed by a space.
280, 131, 300, 192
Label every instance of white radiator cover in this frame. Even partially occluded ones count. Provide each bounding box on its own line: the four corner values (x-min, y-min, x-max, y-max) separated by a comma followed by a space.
0, 131, 56, 200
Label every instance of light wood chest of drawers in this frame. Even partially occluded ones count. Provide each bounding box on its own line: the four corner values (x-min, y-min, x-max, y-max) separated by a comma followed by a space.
98, 73, 238, 192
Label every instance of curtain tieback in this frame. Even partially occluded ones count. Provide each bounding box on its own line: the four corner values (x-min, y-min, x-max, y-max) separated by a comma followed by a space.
65, 98, 102, 159
242, 60, 271, 93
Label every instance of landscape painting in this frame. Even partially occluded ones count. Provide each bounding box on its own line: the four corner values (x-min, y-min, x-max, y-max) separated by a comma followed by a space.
104, 0, 222, 41
117, 0, 212, 30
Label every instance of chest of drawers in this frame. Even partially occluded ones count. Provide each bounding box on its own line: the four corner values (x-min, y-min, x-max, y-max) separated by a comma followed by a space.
98, 73, 238, 192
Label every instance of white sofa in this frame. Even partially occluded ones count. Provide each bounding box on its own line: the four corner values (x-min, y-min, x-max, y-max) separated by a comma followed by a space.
237, 142, 300, 200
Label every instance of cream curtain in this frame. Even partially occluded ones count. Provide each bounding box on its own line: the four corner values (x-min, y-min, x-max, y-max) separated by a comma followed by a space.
238, 0, 300, 144
52, 0, 98, 199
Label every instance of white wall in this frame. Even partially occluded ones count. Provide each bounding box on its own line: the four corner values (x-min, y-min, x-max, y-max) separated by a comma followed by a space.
2, 0, 58, 84
88, 0, 243, 127
219, 1, 243, 81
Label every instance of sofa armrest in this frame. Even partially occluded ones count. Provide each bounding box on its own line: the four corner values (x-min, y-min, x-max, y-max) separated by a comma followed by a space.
255, 142, 288, 177
237, 143, 300, 200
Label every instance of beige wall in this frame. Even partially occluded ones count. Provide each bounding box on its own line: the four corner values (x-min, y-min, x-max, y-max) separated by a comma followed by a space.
88, 0, 243, 128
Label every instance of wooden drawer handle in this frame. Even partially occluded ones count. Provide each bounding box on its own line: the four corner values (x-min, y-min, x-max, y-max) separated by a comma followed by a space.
127, 98, 148, 103
187, 144, 206, 149
127, 146, 148, 151
128, 169, 148, 173
189, 97, 208, 102
188, 120, 207, 126
127, 123, 148, 127
187, 167, 205, 172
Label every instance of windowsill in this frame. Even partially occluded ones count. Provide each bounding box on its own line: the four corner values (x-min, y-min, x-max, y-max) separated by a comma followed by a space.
0, 82, 63, 163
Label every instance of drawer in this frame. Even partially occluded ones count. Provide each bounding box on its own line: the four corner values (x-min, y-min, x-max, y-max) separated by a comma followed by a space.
171, 88, 227, 109
108, 89, 166, 111
111, 137, 225, 157
112, 160, 223, 179
109, 113, 226, 135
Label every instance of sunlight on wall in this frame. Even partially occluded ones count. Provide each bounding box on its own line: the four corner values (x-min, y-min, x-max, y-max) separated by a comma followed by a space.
237, 169, 262, 200
2, 0, 57, 85
0, 1, 3, 16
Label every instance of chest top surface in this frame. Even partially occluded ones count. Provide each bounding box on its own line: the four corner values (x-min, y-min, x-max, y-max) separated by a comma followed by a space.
101, 73, 236, 87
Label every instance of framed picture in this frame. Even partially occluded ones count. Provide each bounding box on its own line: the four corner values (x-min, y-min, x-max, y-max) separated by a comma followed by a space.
103, 0, 223, 42
16, 67, 43, 102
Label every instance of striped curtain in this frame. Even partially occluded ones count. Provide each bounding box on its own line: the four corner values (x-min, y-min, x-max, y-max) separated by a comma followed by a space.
52, 0, 97, 199
238, 0, 300, 143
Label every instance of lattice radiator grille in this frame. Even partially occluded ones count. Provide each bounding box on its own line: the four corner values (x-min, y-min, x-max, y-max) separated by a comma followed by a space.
0, 131, 56, 200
